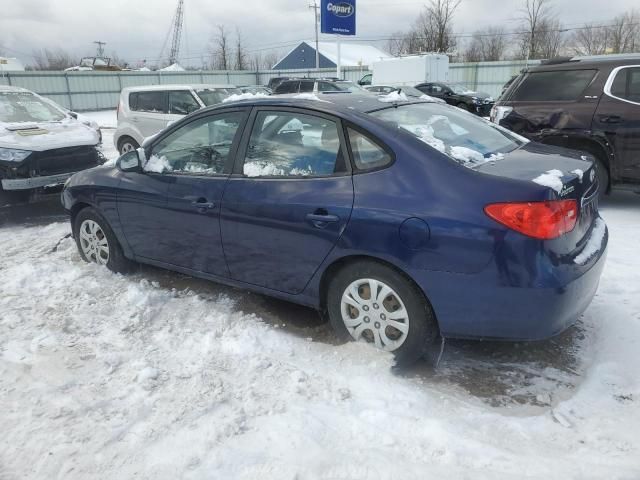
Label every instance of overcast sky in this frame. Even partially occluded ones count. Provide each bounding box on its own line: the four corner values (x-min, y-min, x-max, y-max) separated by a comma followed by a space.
0, 0, 637, 67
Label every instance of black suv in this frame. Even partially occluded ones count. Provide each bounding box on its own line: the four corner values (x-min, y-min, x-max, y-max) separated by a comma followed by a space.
273, 78, 368, 95
492, 55, 640, 192
414, 82, 495, 116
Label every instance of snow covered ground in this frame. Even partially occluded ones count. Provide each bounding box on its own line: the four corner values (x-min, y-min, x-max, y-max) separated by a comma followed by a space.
0, 111, 639, 479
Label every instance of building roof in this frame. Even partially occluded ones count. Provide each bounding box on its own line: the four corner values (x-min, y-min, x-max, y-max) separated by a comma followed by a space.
272, 41, 391, 69
314, 42, 391, 67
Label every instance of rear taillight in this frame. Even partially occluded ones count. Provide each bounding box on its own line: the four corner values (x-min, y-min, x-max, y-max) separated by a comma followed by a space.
484, 200, 578, 240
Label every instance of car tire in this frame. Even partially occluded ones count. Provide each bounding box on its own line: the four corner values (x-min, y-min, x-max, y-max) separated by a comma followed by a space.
326, 260, 438, 366
118, 136, 139, 155
73, 207, 136, 274
456, 102, 469, 111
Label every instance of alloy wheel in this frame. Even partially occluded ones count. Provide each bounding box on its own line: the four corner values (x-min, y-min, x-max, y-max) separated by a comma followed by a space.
79, 219, 109, 265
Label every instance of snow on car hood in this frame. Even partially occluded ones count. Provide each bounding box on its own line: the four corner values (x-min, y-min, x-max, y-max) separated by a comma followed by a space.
0, 118, 99, 151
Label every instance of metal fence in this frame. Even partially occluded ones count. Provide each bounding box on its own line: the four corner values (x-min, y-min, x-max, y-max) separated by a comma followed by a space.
0, 60, 538, 112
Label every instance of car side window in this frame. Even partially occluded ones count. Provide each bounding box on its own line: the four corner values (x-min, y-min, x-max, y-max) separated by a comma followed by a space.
275, 81, 299, 94
133, 91, 166, 113
431, 85, 442, 93
146, 112, 244, 175
511, 69, 597, 102
347, 128, 392, 171
299, 81, 315, 93
243, 111, 345, 177
128, 92, 138, 110
168, 91, 200, 115
610, 67, 640, 104
318, 81, 341, 92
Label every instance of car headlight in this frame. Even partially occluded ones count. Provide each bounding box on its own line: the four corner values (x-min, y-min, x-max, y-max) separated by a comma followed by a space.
0, 148, 32, 162
471, 97, 481, 104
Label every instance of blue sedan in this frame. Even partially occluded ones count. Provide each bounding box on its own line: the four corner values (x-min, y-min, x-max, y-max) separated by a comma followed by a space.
62, 94, 608, 365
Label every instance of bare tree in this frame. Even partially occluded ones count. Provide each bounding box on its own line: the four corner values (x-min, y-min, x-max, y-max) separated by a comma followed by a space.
263, 51, 279, 70
536, 18, 565, 58
464, 27, 508, 62
411, 0, 460, 53
31, 48, 77, 70
210, 25, 230, 70
608, 9, 640, 53
519, 0, 551, 59
570, 23, 610, 55
234, 28, 248, 70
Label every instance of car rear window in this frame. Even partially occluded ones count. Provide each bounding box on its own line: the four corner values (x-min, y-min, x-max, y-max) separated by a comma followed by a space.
130, 91, 166, 113
511, 69, 597, 101
371, 103, 524, 168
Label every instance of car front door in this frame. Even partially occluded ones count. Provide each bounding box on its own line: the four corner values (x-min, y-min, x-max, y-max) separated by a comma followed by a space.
220, 108, 354, 294
130, 90, 169, 138
594, 65, 640, 181
117, 109, 248, 275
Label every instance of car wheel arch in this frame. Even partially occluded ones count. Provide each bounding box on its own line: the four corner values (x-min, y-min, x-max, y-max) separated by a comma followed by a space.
538, 133, 613, 190
317, 254, 440, 330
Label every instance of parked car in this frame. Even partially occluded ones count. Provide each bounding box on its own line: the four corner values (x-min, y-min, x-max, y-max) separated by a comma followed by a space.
239, 85, 272, 95
364, 85, 446, 102
62, 94, 607, 366
267, 77, 291, 91
357, 73, 372, 86
492, 54, 640, 193
114, 84, 240, 154
0, 86, 103, 204
415, 82, 495, 116
273, 78, 371, 95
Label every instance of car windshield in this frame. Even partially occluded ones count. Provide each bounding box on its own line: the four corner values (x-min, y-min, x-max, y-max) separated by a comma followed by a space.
0, 92, 66, 123
335, 82, 369, 93
195, 88, 242, 106
450, 84, 475, 95
370, 102, 524, 168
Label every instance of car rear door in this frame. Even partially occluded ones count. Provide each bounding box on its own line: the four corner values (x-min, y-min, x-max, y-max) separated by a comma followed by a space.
117, 108, 248, 275
220, 107, 354, 294
130, 90, 169, 138
500, 68, 601, 135
593, 65, 640, 181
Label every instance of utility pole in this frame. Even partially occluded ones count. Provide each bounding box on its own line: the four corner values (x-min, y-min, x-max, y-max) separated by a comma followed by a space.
309, 1, 320, 70
93, 41, 106, 57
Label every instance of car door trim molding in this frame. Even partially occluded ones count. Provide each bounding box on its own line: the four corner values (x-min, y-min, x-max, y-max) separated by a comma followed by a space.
603, 64, 640, 106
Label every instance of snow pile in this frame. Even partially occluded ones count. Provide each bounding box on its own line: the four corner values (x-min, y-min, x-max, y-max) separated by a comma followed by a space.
572, 168, 585, 182
533, 169, 565, 193
293, 93, 328, 102
244, 161, 285, 177
420, 93, 443, 103
143, 154, 172, 173
449, 146, 504, 167
378, 91, 409, 103
575, 218, 607, 265
1, 196, 640, 477
222, 92, 269, 103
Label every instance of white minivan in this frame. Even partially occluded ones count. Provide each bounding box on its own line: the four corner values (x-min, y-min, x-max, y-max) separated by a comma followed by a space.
114, 84, 239, 154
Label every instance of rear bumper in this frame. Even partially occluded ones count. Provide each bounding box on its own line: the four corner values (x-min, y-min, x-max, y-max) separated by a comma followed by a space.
2, 172, 75, 191
412, 226, 608, 341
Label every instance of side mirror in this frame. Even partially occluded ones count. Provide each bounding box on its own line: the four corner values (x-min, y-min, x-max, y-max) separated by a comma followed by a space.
116, 149, 144, 172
